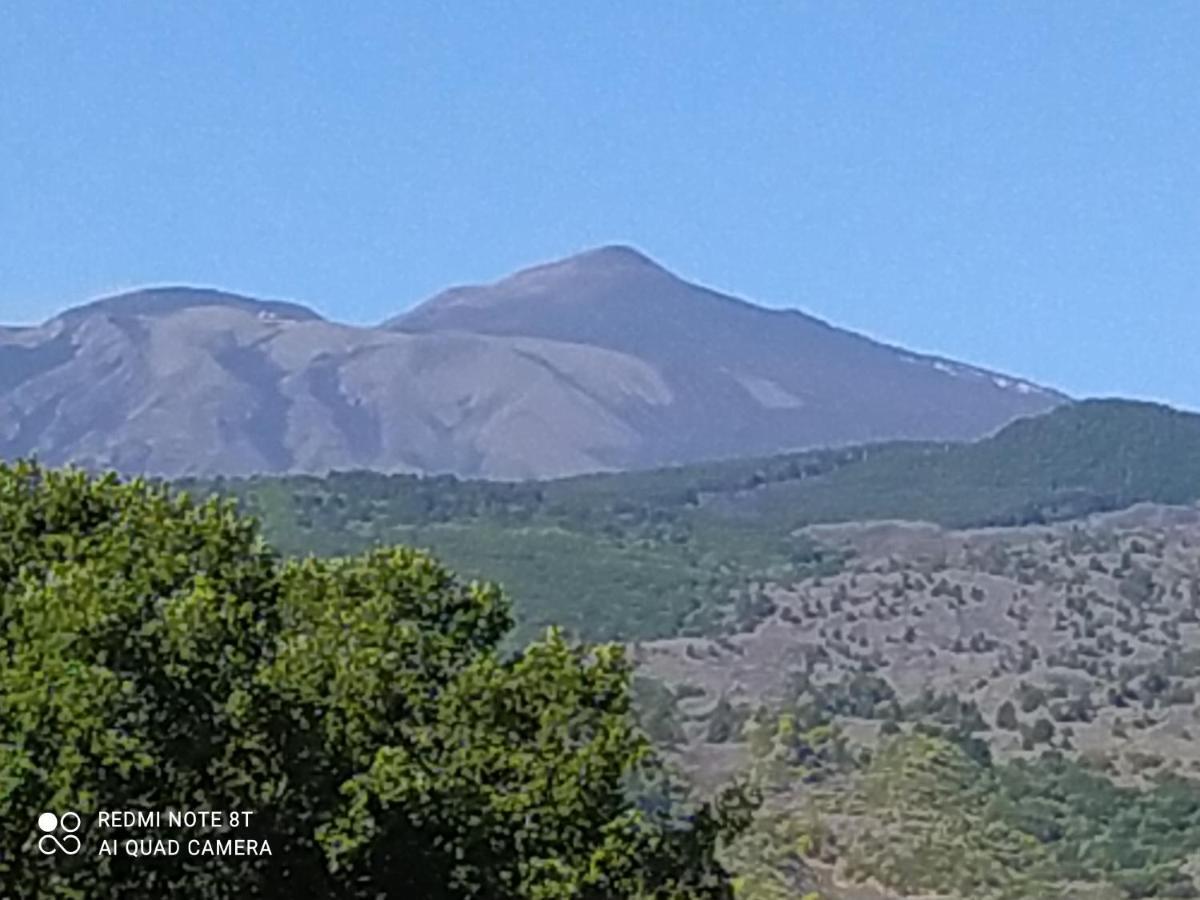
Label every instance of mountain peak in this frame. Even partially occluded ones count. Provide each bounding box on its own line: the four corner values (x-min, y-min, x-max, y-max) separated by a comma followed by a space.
497, 244, 673, 287
57, 286, 323, 324
568, 244, 662, 268
3, 256, 1065, 480
387, 245, 719, 334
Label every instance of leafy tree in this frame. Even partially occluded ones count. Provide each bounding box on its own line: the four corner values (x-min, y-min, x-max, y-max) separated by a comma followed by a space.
0, 462, 750, 899
1021, 717, 1056, 750
996, 701, 1019, 731
706, 697, 749, 745
632, 676, 687, 746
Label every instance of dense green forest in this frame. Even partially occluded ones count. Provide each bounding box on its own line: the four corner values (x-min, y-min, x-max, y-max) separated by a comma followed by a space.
190, 400, 1200, 643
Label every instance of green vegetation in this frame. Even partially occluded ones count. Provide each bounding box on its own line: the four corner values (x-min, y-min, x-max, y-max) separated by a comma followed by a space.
191, 400, 1200, 644
731, 664, 1200, 899
838, 734, 1057, 899
834, 734, 1200, 898
185, 465, 842, 645
992, 755, 1200, 897
731, 398, 1200, 530
98, 397, 1200, 898
0, 461, 751, 899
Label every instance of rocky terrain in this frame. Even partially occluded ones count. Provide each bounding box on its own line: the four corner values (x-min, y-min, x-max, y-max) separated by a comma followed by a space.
634, 505, 1200, 899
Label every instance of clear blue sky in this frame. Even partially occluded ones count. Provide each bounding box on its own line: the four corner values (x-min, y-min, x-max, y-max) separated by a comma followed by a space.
2, 2, 1197, 407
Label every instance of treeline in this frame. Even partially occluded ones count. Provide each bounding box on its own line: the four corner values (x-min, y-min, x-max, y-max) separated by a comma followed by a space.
187, 399, 1200, 644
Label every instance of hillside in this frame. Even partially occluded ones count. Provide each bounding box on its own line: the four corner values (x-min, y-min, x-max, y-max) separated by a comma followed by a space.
709, 397, 1200, 529
186, 397, 1200, 898
0, 247, 1061, 479
644, 507, 1200, 899
198, 400, 1200, 644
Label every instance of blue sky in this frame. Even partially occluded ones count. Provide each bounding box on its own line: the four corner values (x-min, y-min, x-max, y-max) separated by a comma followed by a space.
2, 2, 1197, 407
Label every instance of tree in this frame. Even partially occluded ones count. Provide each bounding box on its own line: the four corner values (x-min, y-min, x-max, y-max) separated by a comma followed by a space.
1030, 718, 1056, 747
1016, 682, 1046, 714
996, 701, 1019, 731
632, 676, 687, 746
705, 697, 747, 744
0, 462, 750, 899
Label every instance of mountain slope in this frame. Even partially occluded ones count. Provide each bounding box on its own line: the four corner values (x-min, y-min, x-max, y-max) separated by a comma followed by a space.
1, 248, 1063, 478
709, 398, 1200, 530
0, 296, 673, 477
392, 245, 1064, 462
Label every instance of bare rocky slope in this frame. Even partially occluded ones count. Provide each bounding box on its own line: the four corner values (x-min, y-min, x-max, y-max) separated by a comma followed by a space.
641, 505, 1200, 781
1, 247, 1063, 478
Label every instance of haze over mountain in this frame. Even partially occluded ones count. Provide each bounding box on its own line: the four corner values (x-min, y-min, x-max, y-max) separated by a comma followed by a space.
0, 247, 1064, 479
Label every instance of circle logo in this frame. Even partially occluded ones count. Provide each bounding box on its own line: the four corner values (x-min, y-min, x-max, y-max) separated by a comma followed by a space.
37, 811, 82, 856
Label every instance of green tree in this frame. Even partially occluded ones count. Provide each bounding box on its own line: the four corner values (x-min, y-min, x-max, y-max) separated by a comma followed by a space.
1031, 718, 1056, 745
996, 701, 1019, 731
0, 462, 750, 899
705, 697, 747, 744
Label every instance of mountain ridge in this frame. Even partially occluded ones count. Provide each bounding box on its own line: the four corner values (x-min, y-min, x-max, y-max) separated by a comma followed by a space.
57, 286, 325, 324
1, 247, 1064, 479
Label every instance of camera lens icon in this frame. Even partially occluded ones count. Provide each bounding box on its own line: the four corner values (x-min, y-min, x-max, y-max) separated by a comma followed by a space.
37, 811, 82, 856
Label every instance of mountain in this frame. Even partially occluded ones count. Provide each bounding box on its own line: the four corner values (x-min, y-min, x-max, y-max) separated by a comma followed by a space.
391, 246, 1065, 463
1, 248, 1064, 478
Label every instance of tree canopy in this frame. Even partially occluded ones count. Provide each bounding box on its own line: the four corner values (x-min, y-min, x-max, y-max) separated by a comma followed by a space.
0, 461, 749, 899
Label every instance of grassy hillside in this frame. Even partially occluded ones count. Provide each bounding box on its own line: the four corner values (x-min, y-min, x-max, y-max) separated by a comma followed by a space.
641, 502, 1200, 899
186, 400, 1200, 643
